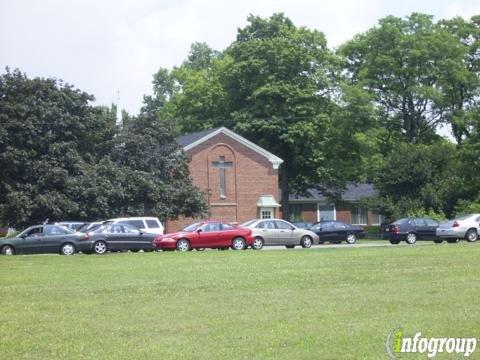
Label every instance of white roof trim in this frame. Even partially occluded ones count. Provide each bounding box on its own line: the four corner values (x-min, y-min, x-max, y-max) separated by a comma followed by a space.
183, 127, 284, 169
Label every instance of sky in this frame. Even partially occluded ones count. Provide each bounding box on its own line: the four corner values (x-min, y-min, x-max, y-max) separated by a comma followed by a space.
1, 0, 479, 116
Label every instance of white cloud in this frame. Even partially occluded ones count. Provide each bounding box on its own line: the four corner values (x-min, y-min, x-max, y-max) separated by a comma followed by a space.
0, 0, 478, 114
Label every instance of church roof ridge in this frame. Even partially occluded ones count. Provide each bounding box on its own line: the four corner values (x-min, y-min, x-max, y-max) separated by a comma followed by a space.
178, 127, 283, 170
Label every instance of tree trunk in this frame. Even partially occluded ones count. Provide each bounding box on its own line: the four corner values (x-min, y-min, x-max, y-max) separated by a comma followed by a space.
280, 162, 290, 221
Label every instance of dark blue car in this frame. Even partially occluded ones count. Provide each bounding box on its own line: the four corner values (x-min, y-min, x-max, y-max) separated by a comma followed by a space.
381, 217, 439, 244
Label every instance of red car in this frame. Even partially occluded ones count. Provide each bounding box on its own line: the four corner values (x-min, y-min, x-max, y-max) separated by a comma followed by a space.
154, 221, 254, 251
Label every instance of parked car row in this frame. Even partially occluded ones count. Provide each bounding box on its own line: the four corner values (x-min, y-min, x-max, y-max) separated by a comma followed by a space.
0, 217, 163, 256
381, 214, 480, 244
2, 214, 479, 255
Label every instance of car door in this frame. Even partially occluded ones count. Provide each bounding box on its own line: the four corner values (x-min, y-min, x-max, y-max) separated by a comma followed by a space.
198, 222, 223, 247
319, 222, 336, 242
424, 218, 439, 239
333, 221, 348, 241
413, 218, 429, 240
119, 224, 146, 250
42, 225, 72, 253
256, 220, 278, 245
103, 224, 126, 251
21, 226, 45, 253
275, 220, 296, 245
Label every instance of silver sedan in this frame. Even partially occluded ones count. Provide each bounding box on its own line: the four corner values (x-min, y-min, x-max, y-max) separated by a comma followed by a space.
436, 214, 480, 242
240, 219, 319, 249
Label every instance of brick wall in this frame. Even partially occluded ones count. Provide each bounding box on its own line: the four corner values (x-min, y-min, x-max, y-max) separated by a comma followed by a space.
166, 133, 280, 233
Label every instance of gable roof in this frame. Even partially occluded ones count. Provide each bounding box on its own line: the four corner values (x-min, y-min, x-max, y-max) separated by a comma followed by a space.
289, 183, 375, 202
178, 127, 283, 169
177, 128, 220, 148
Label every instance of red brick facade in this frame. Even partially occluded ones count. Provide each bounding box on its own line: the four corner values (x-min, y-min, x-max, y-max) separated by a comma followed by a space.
167, 132, 281, 233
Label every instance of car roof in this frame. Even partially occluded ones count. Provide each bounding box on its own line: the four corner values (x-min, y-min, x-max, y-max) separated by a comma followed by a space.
106, 217, 160, 221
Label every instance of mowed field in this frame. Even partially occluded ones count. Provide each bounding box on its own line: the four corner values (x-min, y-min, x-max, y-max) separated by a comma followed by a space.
1, 243, 479, 359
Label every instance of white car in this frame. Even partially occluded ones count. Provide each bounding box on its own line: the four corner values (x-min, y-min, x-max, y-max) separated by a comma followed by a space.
436, 214, 480, 242
106, 217, 164, 235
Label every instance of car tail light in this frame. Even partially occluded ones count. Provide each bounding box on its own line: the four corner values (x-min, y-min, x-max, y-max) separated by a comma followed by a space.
453, 221, 460, 227
391, 225, 400, 234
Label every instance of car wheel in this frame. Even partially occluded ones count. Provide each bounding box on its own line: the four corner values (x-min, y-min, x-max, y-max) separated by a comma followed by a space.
232, 237, 246, 250
1, 245, 14, 256
300, 235, 313, 248
60, 243, 76, 256
346, 233, 357, 244
252, 237, 264, 250
465, 229, 478, 242
406, 232, 417, 245
176, 239, 190, 252
433, 239, 443, 244
389, 240, 400, 245
93, 240, 107, 254
447, 239, 459, 244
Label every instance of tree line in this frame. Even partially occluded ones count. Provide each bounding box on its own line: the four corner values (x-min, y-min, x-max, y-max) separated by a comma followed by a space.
1, 12, 479, 227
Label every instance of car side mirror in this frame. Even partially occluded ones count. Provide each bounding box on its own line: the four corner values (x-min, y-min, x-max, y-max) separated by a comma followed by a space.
197, 229, 202, 233
20, 234, 27, 239
139, 230, 144, 235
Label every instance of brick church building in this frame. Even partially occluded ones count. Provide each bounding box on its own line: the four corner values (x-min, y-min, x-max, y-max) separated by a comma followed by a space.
166, 127, 283, 232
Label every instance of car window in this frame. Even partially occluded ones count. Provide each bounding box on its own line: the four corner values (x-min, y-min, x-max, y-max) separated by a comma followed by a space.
222, 223, 234, 230
275, 221, 292, 230
201, 222, 221, 232
182, 223, 200, 232
321, 222, 334, 230
25, 227, 44, 237
122, 224, 141, 234
122, 220, 145, 229
104, 225, 124, 234
256, 221, 276, 229
425, 219, 438, 227
309, 223, 320, 231
413, 218, 426, 227
334, 222, 347, 229
45, 226, 71, 236
240, 220, 256, 227
146, 219, 161, 228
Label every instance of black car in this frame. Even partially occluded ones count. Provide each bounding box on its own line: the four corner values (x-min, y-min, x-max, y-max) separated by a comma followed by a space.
0, 224, 92, 255
381, 217, 439, 244
308, 220, 365, 244
88, 223, 157, 254
292, 222, 314, 229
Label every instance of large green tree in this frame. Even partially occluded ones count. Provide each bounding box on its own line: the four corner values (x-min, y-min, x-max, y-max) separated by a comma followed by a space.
365, 141, 462, 218
0, 68, 206, 228
340, 13, 469, 144
147, 14, 373, 218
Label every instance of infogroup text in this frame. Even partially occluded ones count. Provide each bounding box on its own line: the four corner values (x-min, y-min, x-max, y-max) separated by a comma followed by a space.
386, 329, 477, 358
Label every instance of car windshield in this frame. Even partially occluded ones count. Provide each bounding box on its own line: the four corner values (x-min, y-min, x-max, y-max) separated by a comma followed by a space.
76, 224, 91, 233
240, 220, 257, 227
456, 215, 473, 221
182, 223, 201, 232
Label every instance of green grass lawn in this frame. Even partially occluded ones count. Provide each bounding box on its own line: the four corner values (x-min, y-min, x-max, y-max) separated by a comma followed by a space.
1, 244, 479, 359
